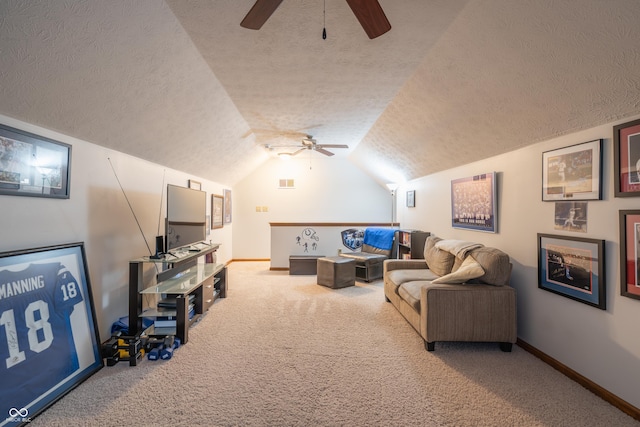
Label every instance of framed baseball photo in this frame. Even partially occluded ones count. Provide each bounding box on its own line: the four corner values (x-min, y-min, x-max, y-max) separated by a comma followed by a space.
537, 234, 605, 309
542, 139, 602, 201
0, 242, 103, 425
614, 118, 640, 197
618, 210, 640, 300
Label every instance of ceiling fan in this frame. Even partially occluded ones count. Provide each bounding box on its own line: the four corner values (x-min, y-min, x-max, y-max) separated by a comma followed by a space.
266, 135, 349, 157
240, 0, 391, 39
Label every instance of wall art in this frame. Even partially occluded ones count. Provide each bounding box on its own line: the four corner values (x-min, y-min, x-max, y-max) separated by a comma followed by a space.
211, 194, 223, 229
554, 201, 587, 233
542, 139, 602, 201
406, 190, 415, 207
0, 124, 71, 199
0, 242, 103, 425
188, 179, 201, 190
451, 172, 497, 233
618, 210, 640, 300
223, 189, 232, 224
537, 233, 605, 309
614, 118, 640, 197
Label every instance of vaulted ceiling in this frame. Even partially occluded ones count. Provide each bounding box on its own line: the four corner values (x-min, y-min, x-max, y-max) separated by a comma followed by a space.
1, 1, 639, 186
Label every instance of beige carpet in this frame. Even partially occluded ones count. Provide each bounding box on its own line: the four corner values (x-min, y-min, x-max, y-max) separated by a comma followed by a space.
32, 262, 638, 426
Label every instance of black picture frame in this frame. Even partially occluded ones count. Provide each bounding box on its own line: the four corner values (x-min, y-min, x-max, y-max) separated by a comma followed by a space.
451, 172, 497, 233
618, 210, 640, 301
0, 124, 71, 199
542, 139, 602, 201
0, 242, 103, 426
537, 233, 606, 310
613, 118, 640, 197
406, 190, 415, 207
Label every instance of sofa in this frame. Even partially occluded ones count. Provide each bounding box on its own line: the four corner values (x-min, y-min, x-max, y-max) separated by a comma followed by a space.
340, 227, 396, 282
383, 235, 517, 351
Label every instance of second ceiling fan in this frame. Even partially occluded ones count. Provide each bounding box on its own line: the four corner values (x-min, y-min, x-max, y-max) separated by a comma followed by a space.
271, 135, 349, 157
240, 0, 391, 39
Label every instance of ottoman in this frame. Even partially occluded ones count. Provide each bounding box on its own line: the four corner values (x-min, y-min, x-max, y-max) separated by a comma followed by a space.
317, 256, 356, 289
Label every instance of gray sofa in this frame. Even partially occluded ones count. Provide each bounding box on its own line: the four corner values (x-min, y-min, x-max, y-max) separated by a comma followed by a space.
383, 235, 517, 351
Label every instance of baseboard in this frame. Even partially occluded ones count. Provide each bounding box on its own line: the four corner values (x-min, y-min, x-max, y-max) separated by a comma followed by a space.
517, 338, 640, 421
228, 258, 270, 263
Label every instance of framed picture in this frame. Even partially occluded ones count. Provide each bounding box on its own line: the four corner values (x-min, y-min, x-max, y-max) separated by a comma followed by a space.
614, 118, 640, 197
223, 189, 232, 224
406, 190, 415, 207
554, 201, 588, 233
542, 139, 602, 201
211, 194, 223, 229
0, 124, 71, 199
537, 233, 606, 309
0, 242, 103, 425
188, 179, 201, 190
451, 172, 497, 233
618, 210, 640, 300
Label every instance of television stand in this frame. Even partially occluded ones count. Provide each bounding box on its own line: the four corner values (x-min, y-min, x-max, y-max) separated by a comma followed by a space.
128, 243, 226, 354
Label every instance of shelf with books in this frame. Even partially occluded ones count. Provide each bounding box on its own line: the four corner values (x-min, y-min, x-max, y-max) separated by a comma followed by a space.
395, 230, 430, 260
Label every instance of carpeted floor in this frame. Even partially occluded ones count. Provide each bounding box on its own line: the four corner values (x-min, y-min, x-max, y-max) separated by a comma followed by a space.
31, 261, 638, 426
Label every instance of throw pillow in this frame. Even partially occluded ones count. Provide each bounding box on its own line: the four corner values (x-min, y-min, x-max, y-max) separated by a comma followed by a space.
432, 255, 485, 284
423, 236, 455, 276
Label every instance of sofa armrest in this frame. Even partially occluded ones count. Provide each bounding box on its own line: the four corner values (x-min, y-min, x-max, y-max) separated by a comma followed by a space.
384, 259, 427, 274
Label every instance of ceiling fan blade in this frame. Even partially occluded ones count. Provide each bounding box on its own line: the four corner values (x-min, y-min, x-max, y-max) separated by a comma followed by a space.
290, 147, 307, 156
318, 144, 349, 149
345, 0, 391, 39
240, 0, 284, 30
315, 147, 335, 157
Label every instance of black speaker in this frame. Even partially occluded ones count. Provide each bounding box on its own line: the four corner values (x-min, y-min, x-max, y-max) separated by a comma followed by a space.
150, 236, 164, 259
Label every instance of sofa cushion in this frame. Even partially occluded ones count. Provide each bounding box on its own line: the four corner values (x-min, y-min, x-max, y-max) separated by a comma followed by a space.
398, 281, 424, 312
432, 255, 485, 284
423, 236, 455, 276
387, 268, 440, 287
467, 247, 512, 286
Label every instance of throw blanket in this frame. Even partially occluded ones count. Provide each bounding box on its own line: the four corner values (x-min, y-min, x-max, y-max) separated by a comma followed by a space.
435, 239, 484, 259
363, 228, 395, 251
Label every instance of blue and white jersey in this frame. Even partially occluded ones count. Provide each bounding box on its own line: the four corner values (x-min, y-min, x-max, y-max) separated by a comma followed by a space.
0, 262, 83, 417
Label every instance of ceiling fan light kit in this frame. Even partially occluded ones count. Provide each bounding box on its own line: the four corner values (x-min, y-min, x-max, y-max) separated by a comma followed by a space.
241, 0, 391, 39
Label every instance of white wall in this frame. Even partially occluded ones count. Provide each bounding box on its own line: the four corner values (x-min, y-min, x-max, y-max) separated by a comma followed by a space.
395, 115, 640, 409
232, 155, 392, 259
0, 115, 232, 340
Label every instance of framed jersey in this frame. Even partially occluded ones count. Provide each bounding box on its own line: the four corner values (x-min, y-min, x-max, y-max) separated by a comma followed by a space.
0, 242, 102, 426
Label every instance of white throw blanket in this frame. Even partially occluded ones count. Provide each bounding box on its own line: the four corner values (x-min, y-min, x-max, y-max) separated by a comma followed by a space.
435, 239, 484, 259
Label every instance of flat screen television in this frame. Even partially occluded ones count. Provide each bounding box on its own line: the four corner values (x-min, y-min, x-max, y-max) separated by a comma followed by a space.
166, 184, 206, 250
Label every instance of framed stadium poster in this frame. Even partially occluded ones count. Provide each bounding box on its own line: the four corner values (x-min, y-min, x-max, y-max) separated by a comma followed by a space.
451, 172, 497, 233
537, 234, 605, 310
0, 242, 102, 426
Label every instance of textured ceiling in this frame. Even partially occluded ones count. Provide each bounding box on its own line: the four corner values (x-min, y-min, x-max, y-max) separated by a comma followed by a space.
1, 1, 640, 186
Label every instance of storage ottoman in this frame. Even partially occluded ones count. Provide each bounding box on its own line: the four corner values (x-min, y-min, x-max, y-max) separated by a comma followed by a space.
289, 255, 324, 275
317, 256, 356, 289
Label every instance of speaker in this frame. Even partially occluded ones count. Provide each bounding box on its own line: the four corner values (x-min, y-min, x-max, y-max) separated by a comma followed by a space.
150, 236, 164, 259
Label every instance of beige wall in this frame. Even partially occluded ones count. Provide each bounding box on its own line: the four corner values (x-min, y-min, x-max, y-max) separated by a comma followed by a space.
395, 115, 640, 409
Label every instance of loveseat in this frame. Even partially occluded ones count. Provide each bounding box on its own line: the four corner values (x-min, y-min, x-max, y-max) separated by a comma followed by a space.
383, 235, 517, 351
340, 227, 396, 282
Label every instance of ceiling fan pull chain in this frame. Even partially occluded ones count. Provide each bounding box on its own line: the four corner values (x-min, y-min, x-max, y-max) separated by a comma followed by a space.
322, 0, 327, 39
